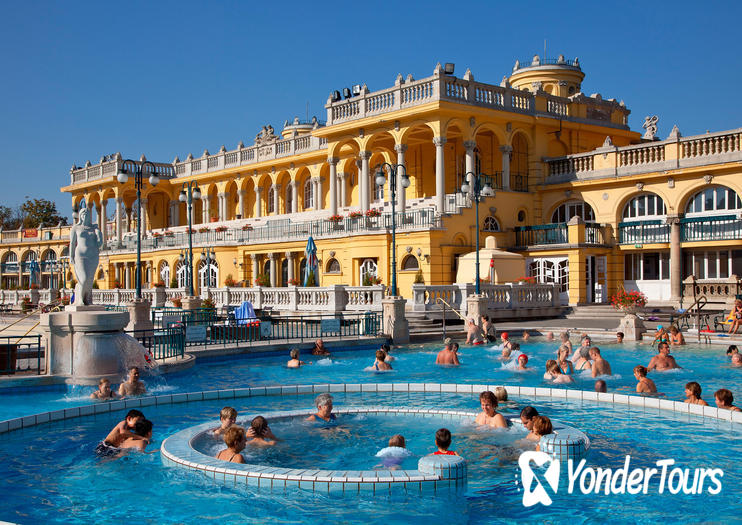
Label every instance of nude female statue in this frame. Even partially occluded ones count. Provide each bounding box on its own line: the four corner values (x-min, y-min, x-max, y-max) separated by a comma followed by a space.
69, 208, 103, 305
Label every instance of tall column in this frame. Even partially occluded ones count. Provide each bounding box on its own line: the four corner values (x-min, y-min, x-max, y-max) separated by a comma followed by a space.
328, 157, 338, 215
268, 253, 276, 288
433, 137, 447, 213
238, 190, 246, 218
668, 215, 682, 304
464, 140, 476, 196
115, 264, 121, 284
140, 199, 149, 233
125, 263, 131, 288
359, 151, 371, 212
339, 173, 347, 208
125, 208, 132, 233
215, 193, 223, 221
500, 145, 512, 191
250, 254, 259, 284
201, 195, 209, 223
256, 187, 263, 217
100, 200, 107, 243
291, 181, 298, 213
115, 197, 123, 245
286, 252, 295, 282
316, 178, 323, 211
394, 144, 408, 212
272, 184, 281, 215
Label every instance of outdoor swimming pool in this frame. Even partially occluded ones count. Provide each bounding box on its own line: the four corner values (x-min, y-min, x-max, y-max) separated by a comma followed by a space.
1, 339, 739, 420
1, 338, 740, 524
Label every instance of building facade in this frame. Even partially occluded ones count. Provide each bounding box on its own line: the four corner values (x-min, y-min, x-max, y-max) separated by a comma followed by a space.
3, 55, 739, 307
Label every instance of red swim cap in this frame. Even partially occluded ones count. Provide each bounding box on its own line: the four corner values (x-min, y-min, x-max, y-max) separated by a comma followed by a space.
502, 332, 509, 339
518, 354, 529, 364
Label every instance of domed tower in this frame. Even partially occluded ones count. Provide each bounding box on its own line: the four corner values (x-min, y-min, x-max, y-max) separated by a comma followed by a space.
281, 116, 323, 139
507, 54, 584, 97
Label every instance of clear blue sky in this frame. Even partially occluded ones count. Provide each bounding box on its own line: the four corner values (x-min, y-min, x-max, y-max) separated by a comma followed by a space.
1, 1, 740, 220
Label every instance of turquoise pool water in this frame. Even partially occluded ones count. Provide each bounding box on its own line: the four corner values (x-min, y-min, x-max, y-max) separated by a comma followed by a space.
1, 338, 741, 523
1, 339, 739, 420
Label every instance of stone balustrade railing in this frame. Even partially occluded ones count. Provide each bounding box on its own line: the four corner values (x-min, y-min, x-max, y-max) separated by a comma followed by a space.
681, 277, 741, 308
70, 156, 176, 186
411, 283, 560, 317
327, 71, 628, 128
0, 224, 71, 244
546, 128, 742, 182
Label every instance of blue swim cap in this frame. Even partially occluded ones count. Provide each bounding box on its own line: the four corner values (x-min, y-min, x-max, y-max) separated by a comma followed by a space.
656, 325, 663, 330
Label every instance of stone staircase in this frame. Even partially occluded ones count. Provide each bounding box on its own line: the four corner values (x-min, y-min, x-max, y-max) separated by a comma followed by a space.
405, 311, 465, 340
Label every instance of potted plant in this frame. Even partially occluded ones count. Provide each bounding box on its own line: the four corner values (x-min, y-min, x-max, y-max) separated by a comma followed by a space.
254, 273, 270, 287
610, 288, 647, 314
163, 230, 174, 237
113, 281, 124, 289
328, 214, 343, 223
60, 294, 70, 306
201, 297, 216, 309
171, 296, 182, 308
241, 224, 253, 231
154, 281, 166, 288
224, 274, 236, 287
198, 227, 210, 233
414, 270, 425, 284
20, 296, 31, 313
517, 276, 537, 285
365, 209, 381, 217
29, 283, 40, 290
170, 276, 178, 288
349, 211, 363, 219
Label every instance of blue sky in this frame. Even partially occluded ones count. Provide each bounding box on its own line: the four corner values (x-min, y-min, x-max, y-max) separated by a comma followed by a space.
1, 1, 740, 219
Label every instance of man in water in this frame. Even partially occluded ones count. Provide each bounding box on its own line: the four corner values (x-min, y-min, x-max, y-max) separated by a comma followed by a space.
634, 365, 657, 394
474, 391, 507, 428
647, 342, 680, 371
589, 347, 612, 377
435, 340, 460, 366
118, 366, 146, 397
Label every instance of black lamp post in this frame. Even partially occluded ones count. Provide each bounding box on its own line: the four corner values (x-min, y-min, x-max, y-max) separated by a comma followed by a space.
374, 163, 411, 297
116, 159, 160, 299
460, 172, 495, 295
179, 182, 201, 297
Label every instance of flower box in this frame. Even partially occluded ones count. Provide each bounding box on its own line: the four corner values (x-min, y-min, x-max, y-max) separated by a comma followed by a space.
365, 209, 381, 217
328, 214, 344, 223
197, 227, 210, 233
241, 225, 253, 231
214, 226, 228, 232
349, 211, 363, 219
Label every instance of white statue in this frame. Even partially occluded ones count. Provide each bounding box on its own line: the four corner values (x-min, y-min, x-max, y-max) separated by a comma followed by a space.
69, 207, 103, 305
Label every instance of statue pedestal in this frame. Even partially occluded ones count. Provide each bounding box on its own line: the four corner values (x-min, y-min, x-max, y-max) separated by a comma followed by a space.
616, 313, 646, 341
126, 298, 153, 334
465, 294, 488, 326
41, 307, 132, 384
181, 296, 202, 310
382, 296, 409, 344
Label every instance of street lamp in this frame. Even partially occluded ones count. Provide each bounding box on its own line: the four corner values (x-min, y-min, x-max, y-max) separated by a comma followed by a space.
374, 163, 411, 297
116, 159, 160, 299
179, 182, 201, 297
460, 172, 495, 295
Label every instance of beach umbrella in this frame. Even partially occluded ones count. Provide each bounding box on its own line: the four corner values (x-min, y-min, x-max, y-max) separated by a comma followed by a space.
304, 236, 318, 286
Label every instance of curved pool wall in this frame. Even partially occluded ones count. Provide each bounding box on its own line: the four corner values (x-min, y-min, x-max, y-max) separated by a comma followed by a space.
164, 407, 473, 493
3, 380, 739, 435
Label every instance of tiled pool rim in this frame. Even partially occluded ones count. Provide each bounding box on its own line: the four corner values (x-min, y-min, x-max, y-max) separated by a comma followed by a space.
162, 407, 588, 492
2, 382, 742, 438
164, 407, 478, 493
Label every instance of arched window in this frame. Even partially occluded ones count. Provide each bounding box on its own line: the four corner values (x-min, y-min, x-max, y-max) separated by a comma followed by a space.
686, 186, 742, 216
198, 259, 218, 289
22, 251, 37, 263
41, 250, 57, 272
326, 258, 341, 273
267, 187, 275, 214
551, 201, 595, 223
482, 216, 500, 232
2, 252, 18, 264
374, 177, 384, 202
299, 258, 307, 280
401, 255, 419, 271
622, 193, 667, 220
175, 260, 188, 288
304, 179, 314, 210
160, 262, 170, 286
360, 258, 378, 285
60, 246, 69, 258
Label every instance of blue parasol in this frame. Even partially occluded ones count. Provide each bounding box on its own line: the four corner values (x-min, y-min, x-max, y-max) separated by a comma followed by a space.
28, 260, 40, 286
304, 236, 318, 286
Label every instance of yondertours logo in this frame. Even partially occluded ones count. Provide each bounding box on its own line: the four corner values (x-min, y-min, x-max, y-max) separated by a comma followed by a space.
517, 451, 723, 507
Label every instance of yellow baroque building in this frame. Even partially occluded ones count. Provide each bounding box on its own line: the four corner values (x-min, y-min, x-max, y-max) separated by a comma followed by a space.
4, 56, 740, 307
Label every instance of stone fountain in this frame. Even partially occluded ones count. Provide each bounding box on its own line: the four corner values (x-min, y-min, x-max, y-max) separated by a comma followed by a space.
40, 208, 152, 385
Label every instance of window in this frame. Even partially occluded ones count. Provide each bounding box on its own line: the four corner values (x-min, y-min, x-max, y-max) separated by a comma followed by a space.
304, 179, 313, 210
552, 201, 595, 223
326, 258, 341, 273
682, 250, 737, 280
527, 258, 569, 293
360, 258, 378, 285
160, 262, 170, 286
686, 186, 742, 215
401, 255, 419, 271
3, 252, 18, 263
198, 259, 218, 289
511, 134, 528, 177
482, 216, 500, 232
622, 194, 667, 220
285, 185, 292, 211
267, 187, 275, 214
625, 252, 670, 281
175, 260, 188, 288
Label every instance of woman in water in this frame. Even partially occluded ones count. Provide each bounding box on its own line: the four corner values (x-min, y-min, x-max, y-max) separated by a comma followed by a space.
544, 360, 575, 384
287, 348, 306, 368
216, 426, 247, 463
728, 299, 742, 335
669, 325, 686, 346
371, 350, 392, 371
306, 393, 336, 422
246, 416, 277, 446
556, 345, 574, 375
573, 346, 592, 372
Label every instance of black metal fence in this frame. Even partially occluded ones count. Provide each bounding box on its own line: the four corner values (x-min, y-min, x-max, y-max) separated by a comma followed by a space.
0, 334, 43, 375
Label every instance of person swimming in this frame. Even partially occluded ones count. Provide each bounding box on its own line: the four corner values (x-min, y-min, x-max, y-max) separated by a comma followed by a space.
375, 434, 411, 469
647, 342, 680, 371
306, 393, 337, 423
287, 348, 306, 368
371, 349, 392, 371
474, 390, 507, 428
